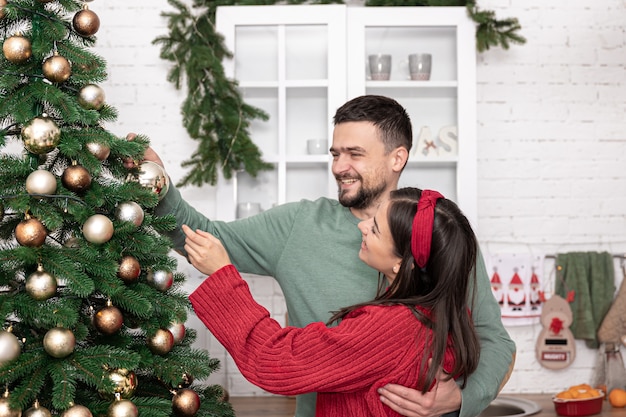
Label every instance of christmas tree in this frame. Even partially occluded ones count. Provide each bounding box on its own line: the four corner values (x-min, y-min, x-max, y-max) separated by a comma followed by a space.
0, 2, 233, 417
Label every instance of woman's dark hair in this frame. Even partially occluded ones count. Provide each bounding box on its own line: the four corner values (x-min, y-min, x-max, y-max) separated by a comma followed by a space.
328, 187, 480, 393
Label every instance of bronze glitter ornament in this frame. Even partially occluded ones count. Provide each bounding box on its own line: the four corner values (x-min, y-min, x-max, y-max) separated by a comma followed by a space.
21, 114, 61, 154
61, 404, 92, 417
94, 302, 123, 335
15, 216, 47, 247
3, 34, 32, 63
43, 327, 75, 358
147, 328, 174, 355
26, 169, 57, 195
26, 264, 57, 300
117, 255, 141, 283
72, 6, 100, 37
0, 389, 21, 417
78, 84, 105, 110
172, 389, 200, 417
23, 401, 51, 417
115, 201, 144, 227
42, 52, 72, 83
0, 329, 21, 366
100, 369, 137, 399
107, 399, 137, 417
62, 163, 91, 193
135, 161, 169, 200
146, 269, 173, 292
82, 214, 113, 244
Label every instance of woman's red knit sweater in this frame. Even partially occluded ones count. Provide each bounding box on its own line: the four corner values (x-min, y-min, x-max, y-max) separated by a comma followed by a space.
189, 265, 456, 417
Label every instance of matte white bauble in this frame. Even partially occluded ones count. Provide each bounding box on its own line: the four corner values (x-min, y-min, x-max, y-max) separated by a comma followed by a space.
82, 214, 114, 244
26, 169, 57, 195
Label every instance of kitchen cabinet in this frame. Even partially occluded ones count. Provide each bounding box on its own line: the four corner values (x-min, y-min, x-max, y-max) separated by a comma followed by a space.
215, 4, 477, 226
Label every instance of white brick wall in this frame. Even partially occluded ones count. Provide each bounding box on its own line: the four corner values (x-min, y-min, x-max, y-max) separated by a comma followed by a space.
89, 0, 626, 397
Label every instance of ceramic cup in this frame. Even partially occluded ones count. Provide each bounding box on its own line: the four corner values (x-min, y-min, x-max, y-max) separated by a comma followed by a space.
236, 202, 262, 219
368, 54, 392, 80
307, 139, 328, 155
409, 53, 432, 81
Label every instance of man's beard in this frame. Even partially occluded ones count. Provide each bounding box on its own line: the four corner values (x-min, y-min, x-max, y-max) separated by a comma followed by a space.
337, 176, 387, 210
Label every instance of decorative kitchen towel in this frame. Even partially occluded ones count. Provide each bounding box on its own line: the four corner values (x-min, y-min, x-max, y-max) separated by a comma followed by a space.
555, 251, 616, 349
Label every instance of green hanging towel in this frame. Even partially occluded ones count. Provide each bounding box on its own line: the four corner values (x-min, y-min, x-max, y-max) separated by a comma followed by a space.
555, 251, 616, 349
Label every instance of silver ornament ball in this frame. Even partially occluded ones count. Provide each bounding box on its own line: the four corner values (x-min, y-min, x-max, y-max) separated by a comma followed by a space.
43, 327, 75, 358
61, 404, 92, 417
115, 202, 144, 227
78, 84, 105, 110
23, 401, 51, 417
82, 214, 114, 244
0, 391, 21, 417
26, 265, 57, 300
26, 169, 57, 195
0, 330, 21, 365
136, 161, 169, 200
168, 321, 186, 344
147, 269, 173, 292
107, 399, 137, 417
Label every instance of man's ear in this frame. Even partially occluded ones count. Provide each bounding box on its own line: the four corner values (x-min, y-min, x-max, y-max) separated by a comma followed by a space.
391, 147, 409, 173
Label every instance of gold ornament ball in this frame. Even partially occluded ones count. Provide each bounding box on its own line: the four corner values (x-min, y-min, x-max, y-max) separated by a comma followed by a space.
26, 169, 57, 195
100, 369, 137, 399
23, 401, 51, 417
107, 400, 137, 417
0, 330, 21, 365
0, 391, 21, 417
82, 214, 114, 244
94, 305, 124, 335
147, 328, 174, 355
117, 255, 141, 283
146, 269, 173, 292
21, 115, 61, 154
61, 404, 92, 417
0, 0, 7, 20
115, 202, 144, 227
15, 217, 47, 247
43, 327, 75, 358
3, 34, 32, 64
62, 164, 91, 193
136, 161, 169, 200
78, 84, 105, 110
26, 265, 57, 301
73, 7, 100, 37
172, 389, 200, 417
42, 53, 71, 83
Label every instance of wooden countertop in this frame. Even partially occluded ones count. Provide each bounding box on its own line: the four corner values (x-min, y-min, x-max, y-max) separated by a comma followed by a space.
229, 393, 625, 417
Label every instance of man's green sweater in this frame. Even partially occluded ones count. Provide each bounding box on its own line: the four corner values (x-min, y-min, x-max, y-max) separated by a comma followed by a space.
157, 185, 516, 417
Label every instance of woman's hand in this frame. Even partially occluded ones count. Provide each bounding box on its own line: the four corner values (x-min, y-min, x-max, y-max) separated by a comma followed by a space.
182, 225, 232, 275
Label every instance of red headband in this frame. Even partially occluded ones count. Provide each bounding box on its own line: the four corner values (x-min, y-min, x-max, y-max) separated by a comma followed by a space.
411, 190, 444, 268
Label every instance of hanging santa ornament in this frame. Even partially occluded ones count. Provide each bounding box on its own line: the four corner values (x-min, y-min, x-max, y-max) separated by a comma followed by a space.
43, 326, 75, 358
78, 84, 105, 110
0, 327, 21, 366
21, 114, 61, 154
94, 301, 123, 335
61, 404, 92, 417
0, 389, 22, 417
26, 169, 57, 195
107, 398, 137, 417
0, 0, 7, 20
2, 33, 32, 63
115, 201, 144, 227
26, 264, 58, 300
147, 328, 174, 355
146, 269, 173, 292
134, 161, 169, 200
99, 369, 138, 400
73, 5, 100, 37
82, 214, 113, 244
42, 51, 72, 83
86, 141, 110, 161
23, 400, 52, 417
62, 161, 92, 194
117, 255, 141, 284
15, 214, 47, 247
172, 388, 200, 417
168, 321, 186, 344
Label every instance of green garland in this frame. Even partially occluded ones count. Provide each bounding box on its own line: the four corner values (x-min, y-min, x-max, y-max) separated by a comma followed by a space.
154, 0, 525, 187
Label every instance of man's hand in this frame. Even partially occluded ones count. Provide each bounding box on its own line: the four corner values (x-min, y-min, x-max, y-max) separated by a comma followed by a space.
378, 369, 461, 417
122, 132, 165, 169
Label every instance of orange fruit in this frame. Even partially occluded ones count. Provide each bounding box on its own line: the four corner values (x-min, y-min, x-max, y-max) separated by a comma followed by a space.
609, 388, 626, 408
